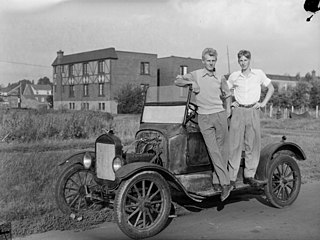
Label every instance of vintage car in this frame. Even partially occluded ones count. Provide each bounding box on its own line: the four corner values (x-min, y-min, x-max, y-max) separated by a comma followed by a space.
55, 85, 306, 239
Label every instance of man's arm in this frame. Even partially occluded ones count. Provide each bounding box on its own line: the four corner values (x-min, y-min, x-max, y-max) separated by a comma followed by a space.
175, 74, 200, 93
260, 82, 274, 108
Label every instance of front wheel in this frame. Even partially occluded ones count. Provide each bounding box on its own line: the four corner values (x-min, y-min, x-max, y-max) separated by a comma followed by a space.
55, 164, 107, 214
264, 155, 301, 208
114, 171, 171, 239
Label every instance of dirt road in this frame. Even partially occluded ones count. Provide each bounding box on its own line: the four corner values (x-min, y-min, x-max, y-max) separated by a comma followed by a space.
15, 182, 320, 240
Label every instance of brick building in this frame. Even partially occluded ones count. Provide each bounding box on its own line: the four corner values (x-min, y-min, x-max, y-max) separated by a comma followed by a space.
52, 47, 157, 113
157, 56, 203, 86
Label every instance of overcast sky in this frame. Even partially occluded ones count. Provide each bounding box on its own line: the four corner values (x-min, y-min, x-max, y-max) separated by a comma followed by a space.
0, 0, 319, 87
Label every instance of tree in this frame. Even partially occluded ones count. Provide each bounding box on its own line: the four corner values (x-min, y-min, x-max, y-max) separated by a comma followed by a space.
304, 72, 313, 82
37, 77, 52, 85
116, 83, 145, 114
291, 81, 311, 108
46, 95, 53, 108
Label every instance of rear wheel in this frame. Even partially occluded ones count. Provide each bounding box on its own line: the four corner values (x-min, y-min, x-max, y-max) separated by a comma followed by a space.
114, 171, 171, 239
264, 155, 301, 208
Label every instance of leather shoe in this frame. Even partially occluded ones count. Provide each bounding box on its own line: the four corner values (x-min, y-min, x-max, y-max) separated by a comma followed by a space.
220, 185, 232, 202
213, 184, 222, 192
244, 177, 268, 187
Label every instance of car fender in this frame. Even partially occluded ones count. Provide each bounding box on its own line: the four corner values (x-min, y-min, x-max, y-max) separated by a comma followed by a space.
58, 151, 96, 167
256, 141, 306, 180
115, 162, 203, 202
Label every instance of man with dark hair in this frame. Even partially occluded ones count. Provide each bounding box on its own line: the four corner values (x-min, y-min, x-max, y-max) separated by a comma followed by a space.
175, 48, 232, 202
227, 50, 274, 188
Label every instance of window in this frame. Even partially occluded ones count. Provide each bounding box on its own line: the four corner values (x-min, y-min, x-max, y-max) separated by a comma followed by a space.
99, 102, 105, 111
98, 83, 104, 96
98, 61, 104, 73
41, 97, 45, 102
68, 64, 74, 77
53, 66, 57, 74
140, 62, 150, 75
180, 65, 188, 75
69, 102, 75, 110
69, 85, 75, 97
83, 63, 88, 75
83, 84, 89, 97
81, 102, 89, 110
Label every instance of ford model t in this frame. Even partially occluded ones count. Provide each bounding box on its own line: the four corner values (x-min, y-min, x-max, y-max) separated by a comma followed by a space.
55, 85, 306, 239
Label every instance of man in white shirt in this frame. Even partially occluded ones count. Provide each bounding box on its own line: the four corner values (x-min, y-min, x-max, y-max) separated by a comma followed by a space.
227, 50, 274, 187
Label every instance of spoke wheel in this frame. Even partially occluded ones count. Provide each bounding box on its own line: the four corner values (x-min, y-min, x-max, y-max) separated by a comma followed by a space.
114, 171, 171, 239
264, 155, 301, 208
55, 164, 106, 214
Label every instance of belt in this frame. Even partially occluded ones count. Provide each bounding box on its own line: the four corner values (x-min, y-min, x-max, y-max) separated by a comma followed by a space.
238, 103, 256, 108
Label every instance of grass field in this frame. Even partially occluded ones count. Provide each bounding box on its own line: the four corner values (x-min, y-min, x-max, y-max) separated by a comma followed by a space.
0, 115, 319, 237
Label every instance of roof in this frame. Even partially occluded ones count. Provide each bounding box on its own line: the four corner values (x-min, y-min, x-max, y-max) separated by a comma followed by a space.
31, 85, 52, 91
267, 74, 298, 82
0, 84, 21, 96
158, 55, 201, 61
52, 47, 118, 66
0, 83, 20, 93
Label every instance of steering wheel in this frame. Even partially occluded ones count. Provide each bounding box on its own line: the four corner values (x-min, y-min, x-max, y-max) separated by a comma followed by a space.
186, 102, 198, 124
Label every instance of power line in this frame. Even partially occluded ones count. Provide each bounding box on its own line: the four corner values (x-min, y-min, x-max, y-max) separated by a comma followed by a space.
0, 60, 51, 68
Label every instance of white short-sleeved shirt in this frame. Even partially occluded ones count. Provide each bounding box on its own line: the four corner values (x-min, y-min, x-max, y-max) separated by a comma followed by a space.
227, 69, 271, 105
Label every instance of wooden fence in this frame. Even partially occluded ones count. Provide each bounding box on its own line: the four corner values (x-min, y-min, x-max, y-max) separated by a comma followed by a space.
260, 105, 319, 119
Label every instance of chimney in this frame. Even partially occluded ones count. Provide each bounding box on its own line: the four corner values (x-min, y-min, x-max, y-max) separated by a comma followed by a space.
57, 50, 64, 64
311, 70, 316, 80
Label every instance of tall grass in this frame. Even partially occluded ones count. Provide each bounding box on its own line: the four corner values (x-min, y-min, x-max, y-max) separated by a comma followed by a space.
0, 109, 113, 143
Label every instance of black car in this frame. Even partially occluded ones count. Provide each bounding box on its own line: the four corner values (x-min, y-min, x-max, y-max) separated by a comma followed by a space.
55, 85, 306, 239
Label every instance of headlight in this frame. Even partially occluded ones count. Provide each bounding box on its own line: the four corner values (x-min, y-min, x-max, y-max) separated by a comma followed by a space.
112, 156, 123, 172
83, 152, 92, 169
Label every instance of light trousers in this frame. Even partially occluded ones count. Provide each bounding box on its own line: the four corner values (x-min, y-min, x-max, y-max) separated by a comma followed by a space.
198, 111, 230, 186
228, 107, 261, 181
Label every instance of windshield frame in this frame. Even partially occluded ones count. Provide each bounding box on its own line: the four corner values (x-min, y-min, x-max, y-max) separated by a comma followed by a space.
140, 85, 193, 125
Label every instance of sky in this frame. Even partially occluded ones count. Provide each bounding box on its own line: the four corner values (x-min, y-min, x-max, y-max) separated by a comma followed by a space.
0, 0, 319, 87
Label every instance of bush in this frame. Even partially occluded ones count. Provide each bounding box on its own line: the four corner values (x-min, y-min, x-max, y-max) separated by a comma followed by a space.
116, 83, 145, 114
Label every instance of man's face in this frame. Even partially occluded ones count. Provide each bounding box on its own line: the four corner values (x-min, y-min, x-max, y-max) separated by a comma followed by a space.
202, 54, 217, 72
238, 55, 250, 71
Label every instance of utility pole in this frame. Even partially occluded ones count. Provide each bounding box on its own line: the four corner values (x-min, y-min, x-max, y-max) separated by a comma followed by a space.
227, 45, 231, 74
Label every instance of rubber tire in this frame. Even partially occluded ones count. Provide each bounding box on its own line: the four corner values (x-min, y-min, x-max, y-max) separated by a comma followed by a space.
264, 155, 301, 208
114, 171, 171, 239
55, 164, 100, 214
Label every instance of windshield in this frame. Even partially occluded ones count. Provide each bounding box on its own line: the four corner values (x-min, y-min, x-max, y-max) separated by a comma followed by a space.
142, 85, 191, 124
